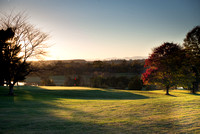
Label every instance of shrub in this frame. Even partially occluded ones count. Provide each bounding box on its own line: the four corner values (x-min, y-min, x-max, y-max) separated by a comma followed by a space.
116, 76, 129, 89
64, 76, 81, 86
145, 85, 157, 90
90, 76, 105, 88
40, 79, 56, 86
64, 77, 74, 86
128, 76, 143, 90
90, 76, 129, 89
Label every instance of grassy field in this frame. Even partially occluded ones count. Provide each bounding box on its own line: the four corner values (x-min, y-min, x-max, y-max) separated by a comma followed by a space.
0, 86, 200, 134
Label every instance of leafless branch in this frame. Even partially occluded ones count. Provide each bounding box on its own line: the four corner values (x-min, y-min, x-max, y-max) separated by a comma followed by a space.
0, 11, 49, 61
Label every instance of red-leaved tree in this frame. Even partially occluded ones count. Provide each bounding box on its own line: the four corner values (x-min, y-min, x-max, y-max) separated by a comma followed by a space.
142, 42, 193, 95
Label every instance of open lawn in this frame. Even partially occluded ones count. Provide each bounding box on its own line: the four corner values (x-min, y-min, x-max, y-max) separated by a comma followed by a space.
0, 86, 200, 134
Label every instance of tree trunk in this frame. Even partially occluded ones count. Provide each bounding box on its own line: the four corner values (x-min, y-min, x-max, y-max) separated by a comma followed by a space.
0, 78, 4, 86
192, 82, 198, 94
192, 66, 199, 94
0, 70, 4, 86
8, 84, 14, 96
166, 85, 170, 95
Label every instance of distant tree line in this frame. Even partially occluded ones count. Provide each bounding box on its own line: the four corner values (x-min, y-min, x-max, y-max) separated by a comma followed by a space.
90, 75, 143, 90
30, 59, 145, 76
29, 59, 145, 89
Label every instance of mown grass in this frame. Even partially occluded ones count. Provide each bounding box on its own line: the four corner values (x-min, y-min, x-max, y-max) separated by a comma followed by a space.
0, 86, 199, 134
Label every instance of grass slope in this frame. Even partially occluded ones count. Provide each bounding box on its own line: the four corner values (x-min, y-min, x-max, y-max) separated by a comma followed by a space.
0, 86, 200, 134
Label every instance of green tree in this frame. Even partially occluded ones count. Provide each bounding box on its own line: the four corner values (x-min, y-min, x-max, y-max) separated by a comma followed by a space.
0, 28, 14, 86
183, 26, 200, 94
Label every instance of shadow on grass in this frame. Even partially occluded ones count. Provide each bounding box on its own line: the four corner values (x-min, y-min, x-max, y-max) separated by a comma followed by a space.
0, 86, 147, 134
10, 86, 149, 100
46, 89, 149, 100
192, 93, 200, 96
1, 86, 199, 133
180, 91, 200, 96
167, 94, 177, 97
0, 87, 115, 133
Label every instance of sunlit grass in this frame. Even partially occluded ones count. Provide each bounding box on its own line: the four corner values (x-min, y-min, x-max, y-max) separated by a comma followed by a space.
0, 86, 199, 134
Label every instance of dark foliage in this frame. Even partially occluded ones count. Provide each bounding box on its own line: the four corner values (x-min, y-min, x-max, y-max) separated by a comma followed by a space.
128, 76, 143, 90
0, 28, 31, 95
40, 78, 56, 86
90, 76, 130, 89
30, 59, 145, 76
28, 59, 145, 88
0, 28, 15, 86
183, 26, 200, 94
64, 76, 81, 86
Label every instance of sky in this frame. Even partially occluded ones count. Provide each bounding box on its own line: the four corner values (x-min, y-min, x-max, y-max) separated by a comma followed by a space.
0, 0, 200, 60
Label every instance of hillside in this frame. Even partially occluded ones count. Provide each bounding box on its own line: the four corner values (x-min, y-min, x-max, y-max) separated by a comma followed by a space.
0, 86, 199, 133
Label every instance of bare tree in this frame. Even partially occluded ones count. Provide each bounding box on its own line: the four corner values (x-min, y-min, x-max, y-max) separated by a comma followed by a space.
0, 11, 49, 95
0, 12, 49, 61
